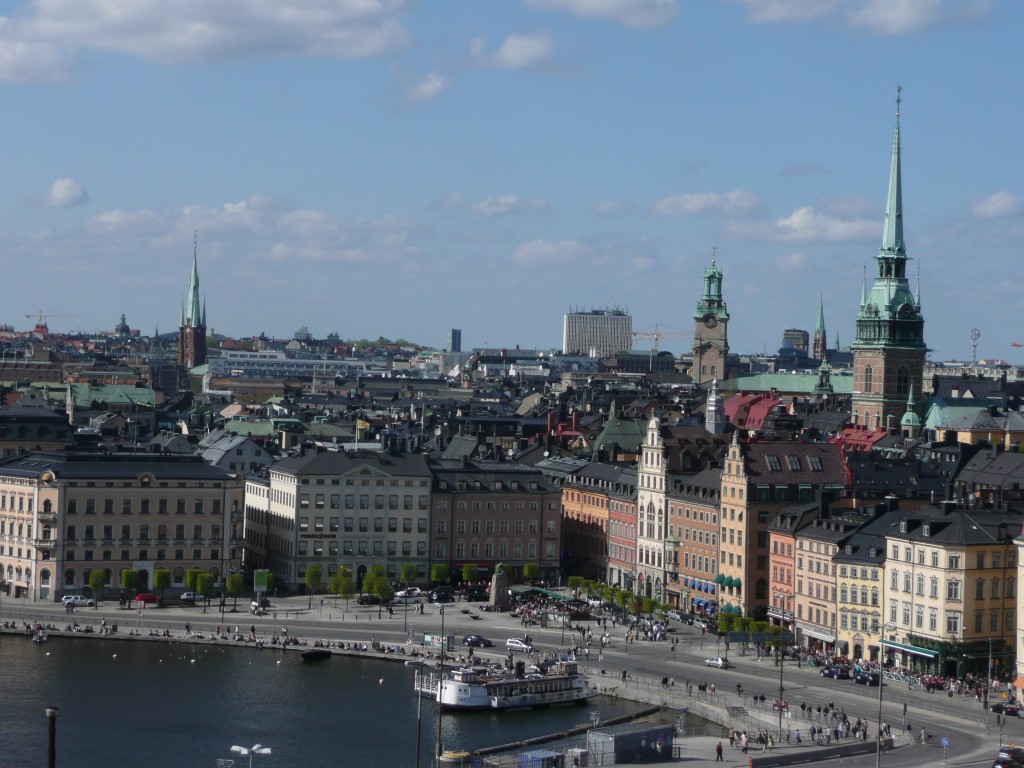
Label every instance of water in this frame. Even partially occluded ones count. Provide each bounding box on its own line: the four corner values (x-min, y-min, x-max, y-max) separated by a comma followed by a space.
1, 634, 659, 767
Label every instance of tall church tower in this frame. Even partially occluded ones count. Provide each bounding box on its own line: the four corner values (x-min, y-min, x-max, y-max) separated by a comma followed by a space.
812, 295, 827, 361
691, 255, 729, 386
851, 91, 925, 431
177, 234, 208, 370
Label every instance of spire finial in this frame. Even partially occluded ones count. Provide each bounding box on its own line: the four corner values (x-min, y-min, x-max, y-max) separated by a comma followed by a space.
896, 84, 902, 120
711, 245, 717, 267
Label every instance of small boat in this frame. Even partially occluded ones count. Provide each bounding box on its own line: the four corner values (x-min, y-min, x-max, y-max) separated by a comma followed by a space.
438, 750, 471, 765
414, 658, 594, 711
33, 630, 49, 644
300, 649, 331, 662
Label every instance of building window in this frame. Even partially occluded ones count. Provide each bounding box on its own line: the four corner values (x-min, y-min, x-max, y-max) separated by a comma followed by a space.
946, 580, 961, 601
946, 613, 960, 635
864, 365, 873, 393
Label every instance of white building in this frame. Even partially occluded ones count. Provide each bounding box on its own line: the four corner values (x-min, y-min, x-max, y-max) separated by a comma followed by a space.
562, 308, 632, 358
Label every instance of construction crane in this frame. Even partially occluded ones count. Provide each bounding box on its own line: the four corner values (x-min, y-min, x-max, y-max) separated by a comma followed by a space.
25, 310, 74, 326
632, 324, 689, 371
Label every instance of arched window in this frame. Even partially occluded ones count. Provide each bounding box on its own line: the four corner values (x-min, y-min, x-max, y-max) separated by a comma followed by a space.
864, 365, 873, 393
840, 585, 849, 602
861, 587, 868, 604
63, 568, 76, 588
43, 499, 52, 514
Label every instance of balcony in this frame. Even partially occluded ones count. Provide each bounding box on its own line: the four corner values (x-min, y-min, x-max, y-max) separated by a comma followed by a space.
33, 538, 55, 548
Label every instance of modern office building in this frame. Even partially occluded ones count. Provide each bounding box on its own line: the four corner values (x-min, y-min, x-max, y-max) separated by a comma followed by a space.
562, 308, 632, 358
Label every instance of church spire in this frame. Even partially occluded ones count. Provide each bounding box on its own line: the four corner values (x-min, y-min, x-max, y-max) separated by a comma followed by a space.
185, 231, 203, 328
880, 86, 905, 257
812, 294, 827, 361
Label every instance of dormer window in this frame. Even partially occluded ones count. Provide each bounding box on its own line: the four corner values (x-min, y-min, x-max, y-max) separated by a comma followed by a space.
899, 521, 907, 533
766, 456, 781, 471
922, 522, 930, 537
845, 545, 853, 555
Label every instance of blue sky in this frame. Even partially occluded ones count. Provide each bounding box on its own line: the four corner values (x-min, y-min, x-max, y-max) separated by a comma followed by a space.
1, 0, 1021, 361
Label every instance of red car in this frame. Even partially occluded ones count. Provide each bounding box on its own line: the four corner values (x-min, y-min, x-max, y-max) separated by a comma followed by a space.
135, 592, 160, 604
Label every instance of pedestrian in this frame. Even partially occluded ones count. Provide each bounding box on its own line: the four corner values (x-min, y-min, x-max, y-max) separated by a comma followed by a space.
622, 669, 628, 683
185, 621, 191, 636
741, 734, 749, 754
715, 742, 723, 761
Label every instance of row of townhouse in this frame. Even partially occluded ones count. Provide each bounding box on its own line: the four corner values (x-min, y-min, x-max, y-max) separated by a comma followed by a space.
242, 449, 562, 591
556, 417, 1024, 681
0, 450, 244, 602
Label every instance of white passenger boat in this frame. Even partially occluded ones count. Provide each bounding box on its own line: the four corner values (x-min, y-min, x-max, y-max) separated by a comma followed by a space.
414, 659, 594, 711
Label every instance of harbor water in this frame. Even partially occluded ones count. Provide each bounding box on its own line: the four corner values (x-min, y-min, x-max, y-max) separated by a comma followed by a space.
1, 634, 691, 767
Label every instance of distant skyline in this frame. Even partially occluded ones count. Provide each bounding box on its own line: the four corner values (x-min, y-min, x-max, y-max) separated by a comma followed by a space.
1, 1, 1021, 361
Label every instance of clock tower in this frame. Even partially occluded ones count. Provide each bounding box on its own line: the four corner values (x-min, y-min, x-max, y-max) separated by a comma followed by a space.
851, 91, 926, 431
691, 256, 729, 386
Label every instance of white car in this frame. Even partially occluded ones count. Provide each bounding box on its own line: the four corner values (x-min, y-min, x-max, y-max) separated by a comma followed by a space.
666, 610, 685, 622
396, 587, 422, 598
180, 591, 204, 603
393, 594, 422, 605
704, 657, 730, 669
505, 637, 533, 653
692, 619, 709, 631
61, 595, 96, 607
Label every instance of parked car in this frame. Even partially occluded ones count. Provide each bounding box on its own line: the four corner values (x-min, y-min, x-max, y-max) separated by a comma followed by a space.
430, 587, 455, 603
463, 635, 494, 648
357, 594, 381, 605
393, 594, 422, 605
505, 637, 533, 653
820, 665, 852, 680
180, 591, 204, 604
854, 670, 880, 686
396, 587, 422, 598
692, 619, 709, 631
464, 587, 489, 602
135, 592, 160, 604
61, 595, 96, 607
665, 610, 685, 622
704, 657, 730, 669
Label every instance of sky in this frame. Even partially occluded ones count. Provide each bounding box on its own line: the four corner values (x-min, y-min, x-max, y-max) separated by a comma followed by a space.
1, 0, 1022, 362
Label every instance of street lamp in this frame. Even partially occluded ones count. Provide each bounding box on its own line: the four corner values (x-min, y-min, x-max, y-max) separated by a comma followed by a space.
230, 744, 271, 768
45, 706, 58, 768
876, 622, 897, 768
985, 637, 994, 734
777, 621, 787, 738
436, 605, 446, 764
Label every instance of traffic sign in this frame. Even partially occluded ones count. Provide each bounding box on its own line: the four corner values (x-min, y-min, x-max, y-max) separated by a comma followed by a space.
941, 737, 949, 747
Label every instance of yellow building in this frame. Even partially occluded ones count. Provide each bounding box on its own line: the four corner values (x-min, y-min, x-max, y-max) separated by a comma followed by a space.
883, 502, 1017, 677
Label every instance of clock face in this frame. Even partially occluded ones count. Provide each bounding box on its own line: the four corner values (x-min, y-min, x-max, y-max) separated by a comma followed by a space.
703, 314, 718, 329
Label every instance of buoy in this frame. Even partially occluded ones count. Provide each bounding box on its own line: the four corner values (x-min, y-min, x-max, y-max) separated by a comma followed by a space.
379, 677, 384, 685
112, 654, 117, 659
276, 660, 281, 665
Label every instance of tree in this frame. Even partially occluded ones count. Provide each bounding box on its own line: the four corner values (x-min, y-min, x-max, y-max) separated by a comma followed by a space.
88, 569, 106, 607
197, 573, 215, 613
399, 563, 417, 588
330, 566, 355, 610
120, 569, 138, 599
430, 564, 449, 585
227, 573, 245, 611
365, 565, 389, 618
461, 563, 479, 584
522, 562, 540, 583
185, 568, 203, 592
153, 569, 171, 603
567, 576, 584, 595
305, 565, 323, 608
617, 589, 630, 614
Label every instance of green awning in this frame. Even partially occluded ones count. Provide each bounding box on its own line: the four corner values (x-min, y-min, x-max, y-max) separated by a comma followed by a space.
723, 576, 734, 587
714, 574, 726, 585
880, 639, 938, 659
732, 578, 742, 589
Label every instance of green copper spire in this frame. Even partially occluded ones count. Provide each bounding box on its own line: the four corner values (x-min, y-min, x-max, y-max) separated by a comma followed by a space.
880, 86, 905, 257
184, 232, 203, 328
815, 294, 825, 335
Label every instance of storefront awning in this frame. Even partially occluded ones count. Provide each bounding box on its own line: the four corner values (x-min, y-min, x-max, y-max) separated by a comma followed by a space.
797, 623, 836, 643
880, 639, 938, 659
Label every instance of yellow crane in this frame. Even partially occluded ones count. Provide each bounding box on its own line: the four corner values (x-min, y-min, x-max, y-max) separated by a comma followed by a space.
25, 310, 75, 326
632, 324, 689, 371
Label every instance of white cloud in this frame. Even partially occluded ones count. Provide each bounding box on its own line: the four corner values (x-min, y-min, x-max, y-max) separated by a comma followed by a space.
85, 208, 164, 236
589, 199, 634, 216
40, 178, 88, 207
769, 206, 878, 242
0, 0, 412, 83
774, 251, 808, 270
493, 31, 553, 69
972, 191, 1024, 220
470, 31, 554, 70
408, 71, 449, 102
651, 190, 761, 217
471, 195, 548, 217
525, 0, 678, 27
511, 238, 586, 264
731, 0, 992, 35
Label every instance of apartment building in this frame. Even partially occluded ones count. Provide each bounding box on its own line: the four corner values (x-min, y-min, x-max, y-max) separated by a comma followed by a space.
430, 459, 561, 584
883, 502, 1018, 677
767, 503, 817, 628
719, 436, 846, 617
0, 451, 243, 602
244, 449, 431, 592
562, 462, 633, 583
834, 507, 891, 662
667, 468, 721, 614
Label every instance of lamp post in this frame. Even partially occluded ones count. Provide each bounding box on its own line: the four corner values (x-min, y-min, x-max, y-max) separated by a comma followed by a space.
436, 605, 446, 765
876, 622, 897, 768
778, 622, 787, 738
45, 706, 58, 768
230, 744, 271, 768
985, 637, 993, 734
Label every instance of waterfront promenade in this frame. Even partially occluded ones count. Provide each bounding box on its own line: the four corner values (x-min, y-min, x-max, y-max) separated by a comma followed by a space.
4, 595, 1011, 768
